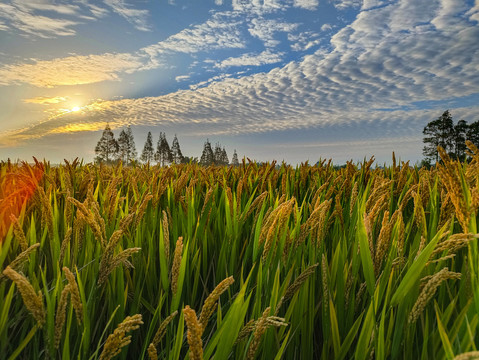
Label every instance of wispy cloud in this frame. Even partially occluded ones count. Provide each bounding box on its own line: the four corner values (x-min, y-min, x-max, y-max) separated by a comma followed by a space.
248, 18, 299, 48
293, 0, 319, 10
0, 53, 145, 87
0, 1, 81, 37
23, 96, 68, 105
215, 50, 284, 68
104, 0, 151, 31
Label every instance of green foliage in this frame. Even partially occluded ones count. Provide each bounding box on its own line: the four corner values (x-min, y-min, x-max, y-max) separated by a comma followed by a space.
1, 153, 479, 359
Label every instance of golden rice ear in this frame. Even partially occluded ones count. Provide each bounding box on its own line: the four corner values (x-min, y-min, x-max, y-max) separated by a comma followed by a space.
99, 314, 143, 360
198, 276, 234, 331
183, 306, 203, 360
2, 266, 45, 327
170, 237, 184, 296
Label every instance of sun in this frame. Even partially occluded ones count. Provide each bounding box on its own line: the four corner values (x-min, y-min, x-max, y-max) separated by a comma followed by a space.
71, 106, 81, 112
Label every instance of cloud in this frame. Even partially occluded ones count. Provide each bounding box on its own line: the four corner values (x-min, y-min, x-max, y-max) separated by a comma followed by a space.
2, 0, 479, 151
248, 18, 299, 48
140, 12, 246, 65
293, 0, 319, 10
288, 31, 322, 51
0, 2, 81, 37
175, 75, 191, 82
330, 0, 362, 10
23, 96, 68, 104
104, 0, 151, 31
215, 50, 284, 68
0, 53, 145, 87
232, 0, 285, 13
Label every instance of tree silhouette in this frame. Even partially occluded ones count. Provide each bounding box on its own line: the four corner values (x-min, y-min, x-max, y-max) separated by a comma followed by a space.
140, 131, 154, 163
118, 126, 137, 165
467, 120, 479, 148
422, 110, 454, 163
155, 132, 173, 166
171, 134, 184, 164
453, 119, 468, 160
200, 139, 214, 166
95, 123, 118, 163
231, 150, 239, 166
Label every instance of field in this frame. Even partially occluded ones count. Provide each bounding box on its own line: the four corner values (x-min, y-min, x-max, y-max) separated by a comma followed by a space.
1, 144, 479, 360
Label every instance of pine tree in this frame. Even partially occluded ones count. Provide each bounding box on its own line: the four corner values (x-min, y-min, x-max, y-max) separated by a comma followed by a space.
453, 119, 468, 160
422, 110, 455, 163
231, 150, 239, 166
467, 120, 479, 147
140, 131, 154, 163
118, 130, 129, 164
118, 126, 137, 165
171, 134, 184, 164
221, 147, 229, 166
155, 132, 173, 166
95, 123, 119, 163
200, 139, 214, 166
213, 142, 222, 165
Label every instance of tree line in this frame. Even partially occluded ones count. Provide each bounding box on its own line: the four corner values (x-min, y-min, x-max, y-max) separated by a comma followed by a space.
422, 110, 479, 164
94, 124, 240, 166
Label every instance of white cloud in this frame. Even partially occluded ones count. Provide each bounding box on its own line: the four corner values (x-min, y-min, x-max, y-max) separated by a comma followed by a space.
2, 0, 479, 152
288, 31, 322, 51
330, 0, 362, 10
293, 0, 319, 10
104, 0, 151, 31
140, 12, 246, 64
0, 53, 145, 87
321, 24, 333, 31
0, 2, 80, 37
248, 18, 299, 48
175, 75, 191, 82
216, 50, 284, 68
232, 0, 285, 13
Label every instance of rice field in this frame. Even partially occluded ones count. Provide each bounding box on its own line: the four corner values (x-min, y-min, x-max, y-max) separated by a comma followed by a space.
1, 143, 479, 359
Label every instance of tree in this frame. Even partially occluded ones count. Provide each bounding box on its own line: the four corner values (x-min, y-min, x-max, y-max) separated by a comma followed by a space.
171, 134, 184, 164
453, 119, 468, 160
117, 126, 137, 165
467, 120, 479, 148
155, 132, 173, 166
422, 110, 454, 163
140, 131, 154, 163
220, 147, 229, 166
231, 150, 239, 166
213, 142, 223, 165
200, 139, 214, 166
95, 123, 119, 163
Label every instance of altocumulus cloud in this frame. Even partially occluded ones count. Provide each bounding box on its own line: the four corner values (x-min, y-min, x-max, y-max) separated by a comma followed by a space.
0, 53, 146, 88
1, 0, 479, 147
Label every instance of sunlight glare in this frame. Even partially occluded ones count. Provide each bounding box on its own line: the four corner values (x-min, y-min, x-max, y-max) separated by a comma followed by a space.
71, 106, 81, 112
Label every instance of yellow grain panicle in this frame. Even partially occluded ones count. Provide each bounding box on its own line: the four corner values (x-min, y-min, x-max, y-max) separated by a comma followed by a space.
147, 343, 158, 360
151, 311, 178, 347
99, 314, 143, 360
63, 266, 83, 323
54, 285, 70, 349
0, 243, 40, 282
162, 210, 170, 262
199, 276, 234, 331
2, 266, 45, 327
408, 268, 461, 324
171, 237, 184, 296
10, 214, 28, 251
183, 306, 203, 360
453, 351, 479, 360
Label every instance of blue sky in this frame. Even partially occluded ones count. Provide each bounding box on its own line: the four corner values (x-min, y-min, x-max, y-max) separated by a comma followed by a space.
0, 0, 478, 165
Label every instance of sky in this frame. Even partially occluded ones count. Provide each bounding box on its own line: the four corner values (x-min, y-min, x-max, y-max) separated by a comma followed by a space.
0, 0, 478, 165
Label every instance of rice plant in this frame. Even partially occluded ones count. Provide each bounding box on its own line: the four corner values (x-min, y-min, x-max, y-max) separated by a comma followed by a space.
0, 146, 479, 359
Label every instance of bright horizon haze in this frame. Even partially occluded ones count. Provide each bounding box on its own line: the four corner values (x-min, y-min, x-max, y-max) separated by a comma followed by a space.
0, 0, 478, 165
